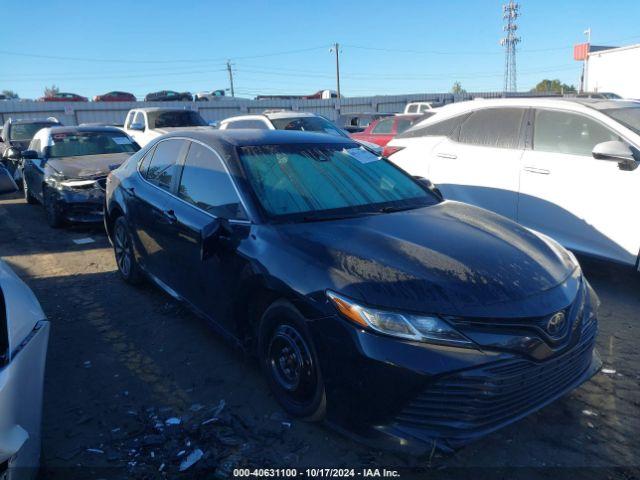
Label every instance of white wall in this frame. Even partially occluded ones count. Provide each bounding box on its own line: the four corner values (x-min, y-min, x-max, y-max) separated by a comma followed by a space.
587, 44, 640, 99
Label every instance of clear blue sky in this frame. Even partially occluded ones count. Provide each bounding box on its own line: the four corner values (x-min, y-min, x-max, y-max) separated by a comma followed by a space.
3, 0, 639, 99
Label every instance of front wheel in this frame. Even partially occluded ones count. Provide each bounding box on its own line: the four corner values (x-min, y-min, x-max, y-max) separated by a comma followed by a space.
113, 216, 143, 284
43, 187, 64, 228
258, 300, 326, 421
23, 174, 37, 204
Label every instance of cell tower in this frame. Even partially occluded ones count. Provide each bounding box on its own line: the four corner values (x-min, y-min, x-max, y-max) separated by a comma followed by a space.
500, 1, 521, 92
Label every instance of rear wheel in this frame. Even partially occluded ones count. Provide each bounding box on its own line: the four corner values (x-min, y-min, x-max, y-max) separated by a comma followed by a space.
43, 187, 64, 228
113, 216, 143, 284
259, 300, 326, 421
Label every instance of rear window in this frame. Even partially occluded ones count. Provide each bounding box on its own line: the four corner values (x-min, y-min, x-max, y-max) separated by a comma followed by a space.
46, 131, 139, 158
9, 122, 57, 141
148, 111, 207, 129
270, 116, 346, 137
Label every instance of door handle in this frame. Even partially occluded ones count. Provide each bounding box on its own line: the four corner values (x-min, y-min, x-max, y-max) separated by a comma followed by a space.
523, 166, 551, 175
436, 152, 458, 160
162, 209, 177, 224
123, 186, 135, 196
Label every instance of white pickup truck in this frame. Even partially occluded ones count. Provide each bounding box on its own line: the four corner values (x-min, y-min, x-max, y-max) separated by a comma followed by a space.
123, 108, 212, 147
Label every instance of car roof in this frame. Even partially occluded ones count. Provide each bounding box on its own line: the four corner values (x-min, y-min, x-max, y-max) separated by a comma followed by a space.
8, 118, 60, 125
161, 128, 358, 148
263, 111, 318, 120
42, 126, 125, 135
130, 107, 193, 113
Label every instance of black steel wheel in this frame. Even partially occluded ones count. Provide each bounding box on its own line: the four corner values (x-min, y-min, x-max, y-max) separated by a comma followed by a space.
259, 300, 326, 420
43, 187, 64, 228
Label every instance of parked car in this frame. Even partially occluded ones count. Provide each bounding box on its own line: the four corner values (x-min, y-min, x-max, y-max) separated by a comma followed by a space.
219, 110, 383, 154
39, 92, 88, 102
144, 90, 193, 102
404, 102, 434, 114
194, 89, 226, 101
338, 113, 394, 133
386, 98, 640, 267
17, 126, 139, 227
105, 128, 601, 452
1, 117, 62, 180
352, 113, 435, 147
0, 260, 50, 478
123, 108, 211, 147
93, 91, 137, 102
575, 92, 622, 100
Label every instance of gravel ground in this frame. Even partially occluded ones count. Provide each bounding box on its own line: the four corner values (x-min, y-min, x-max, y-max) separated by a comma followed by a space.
0, 192, 638, 479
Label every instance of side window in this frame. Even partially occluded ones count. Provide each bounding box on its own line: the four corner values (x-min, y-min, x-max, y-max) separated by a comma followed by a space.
371, 118, 394, 134
145, 139, 185, 191
533, 109, 620, 157
177, 142, 247, 220
125, 112, 134, 129
458, 108, 526, 149
132, 112, 144, 128
396, 119, 413, 134
395, 113, 470, 140
406, 105, 418, 113
138, 145, 157, 175
225, 119, 268, 129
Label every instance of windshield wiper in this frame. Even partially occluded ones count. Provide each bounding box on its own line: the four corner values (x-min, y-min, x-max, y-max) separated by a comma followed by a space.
378, 204, 422, 213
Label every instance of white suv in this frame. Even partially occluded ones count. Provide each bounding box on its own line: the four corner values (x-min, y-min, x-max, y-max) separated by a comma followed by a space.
386, 98, 640, 267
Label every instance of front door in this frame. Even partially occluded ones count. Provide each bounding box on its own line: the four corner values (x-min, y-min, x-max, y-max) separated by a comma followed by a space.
169, 140, 250, 335
518, 108, 640, 265
428, 107, 527, 221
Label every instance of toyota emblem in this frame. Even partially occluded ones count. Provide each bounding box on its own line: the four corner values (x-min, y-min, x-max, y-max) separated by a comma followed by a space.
546, 311, 566, 337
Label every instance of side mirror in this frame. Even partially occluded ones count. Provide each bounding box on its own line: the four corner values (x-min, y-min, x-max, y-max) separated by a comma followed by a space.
200, 218, 231, 260
129, 122, 145, 131
414, 176, 443, 201
5, 147, 22, 160
592, 140, 637, 166
0, 165, 18, 194
21, 149, 39, 160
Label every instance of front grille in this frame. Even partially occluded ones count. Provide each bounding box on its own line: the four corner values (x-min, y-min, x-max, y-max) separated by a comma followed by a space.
394, 318, 597, 440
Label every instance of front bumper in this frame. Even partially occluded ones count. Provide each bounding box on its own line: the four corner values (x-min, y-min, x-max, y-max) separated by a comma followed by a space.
313, 304, 601, 453
53, 187, 105, 223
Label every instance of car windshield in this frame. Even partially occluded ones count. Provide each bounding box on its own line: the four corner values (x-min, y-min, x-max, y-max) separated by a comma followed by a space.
9, 122, 56, 141
603, 107, 640, 135
239, 144, 437, 221
46, 131, 140, 158
148, 111, 207, 128
270, 116, 347, 138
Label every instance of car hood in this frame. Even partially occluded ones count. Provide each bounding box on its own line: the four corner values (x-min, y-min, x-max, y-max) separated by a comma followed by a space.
47, 152, 131, 179
277, 201, 578, 318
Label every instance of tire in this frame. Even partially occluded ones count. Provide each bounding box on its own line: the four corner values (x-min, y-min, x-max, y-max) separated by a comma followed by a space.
113, 216, 144, 284
23, 175, 37, 205
258, 300, 326, 421
43, 186, 64, 228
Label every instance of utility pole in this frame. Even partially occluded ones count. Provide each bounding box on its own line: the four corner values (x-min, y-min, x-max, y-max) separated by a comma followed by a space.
226, 60, 235, 97
583, 28, 591, 92
500, 1, 521, 93
331, 43, 341, 98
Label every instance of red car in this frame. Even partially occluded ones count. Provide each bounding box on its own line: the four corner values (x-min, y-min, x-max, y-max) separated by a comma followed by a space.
40, 92, 88, 102
351, 113, 434, 147
93, 91, 136, 102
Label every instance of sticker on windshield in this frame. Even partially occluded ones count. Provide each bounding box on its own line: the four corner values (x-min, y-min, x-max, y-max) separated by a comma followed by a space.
113, 137, 133, 145
344, 147, 378, 164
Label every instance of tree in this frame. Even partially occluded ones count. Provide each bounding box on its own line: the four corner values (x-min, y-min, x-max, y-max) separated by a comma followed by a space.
531, 79, 576, 94
44, 85, 60, 97
1, 90, 18, 99
451, 81, 467, 94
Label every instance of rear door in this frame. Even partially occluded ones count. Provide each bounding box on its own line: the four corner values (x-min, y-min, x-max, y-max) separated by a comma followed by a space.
131, 138, 189, 287
167, 140, 250, 334
428, 107, 527, 220
518, 108, 640, 265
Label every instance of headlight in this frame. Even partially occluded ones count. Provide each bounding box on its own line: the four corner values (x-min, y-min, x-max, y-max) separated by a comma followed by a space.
59, 179, 97, 189
326, 291, 472, 346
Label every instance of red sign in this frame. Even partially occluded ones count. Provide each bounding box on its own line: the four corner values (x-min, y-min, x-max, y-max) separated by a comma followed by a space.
574, 43, 590, 61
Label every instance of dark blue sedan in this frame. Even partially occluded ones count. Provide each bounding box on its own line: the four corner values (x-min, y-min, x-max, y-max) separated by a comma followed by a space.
104, 129, 601, 453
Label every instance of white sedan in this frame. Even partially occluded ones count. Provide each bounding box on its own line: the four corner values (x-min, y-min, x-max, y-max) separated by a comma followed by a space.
386, 98, 640, 267
0, 260, 50, 479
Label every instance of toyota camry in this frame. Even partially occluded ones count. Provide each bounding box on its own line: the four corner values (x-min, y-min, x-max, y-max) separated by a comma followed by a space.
104, 129, 601, 452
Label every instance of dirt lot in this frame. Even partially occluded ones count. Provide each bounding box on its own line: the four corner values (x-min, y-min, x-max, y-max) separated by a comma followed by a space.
0, 192, 638, 479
